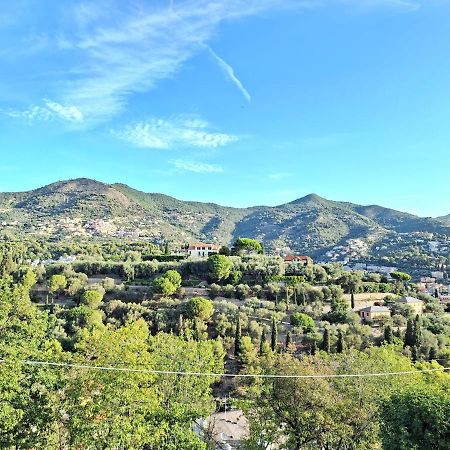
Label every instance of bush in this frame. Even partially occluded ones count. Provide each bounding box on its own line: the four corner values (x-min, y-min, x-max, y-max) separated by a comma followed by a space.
290, 312, 316, 332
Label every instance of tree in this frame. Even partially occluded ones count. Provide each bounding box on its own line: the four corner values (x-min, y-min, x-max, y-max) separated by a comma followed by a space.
177, 314, 184, 337
381, 385, 450, 450
384, 325, 394, 344
153, 270, 181, 296
271, 318, 278, 352
165, 270, 182, 289
351, 292, 355, 309
80, 289, 104, 309
285, 331, 292, 351
327, 296, 349, 323
336, 330, 345, 353
320, 328, 331, 353
259, 329, 267, 355
48, 274, 67, 296
207, 254, 233, 283
0, 277, 63, 448
234, 313, 242, 357
391, 272, 412, 283
413, 314, 423, 350
219, 245, 231, 256
404, 318, 415, 348
232, 238, 264, 255
290, 312, 316, 332
153, 276, 177, 296
187, 297, 214, 322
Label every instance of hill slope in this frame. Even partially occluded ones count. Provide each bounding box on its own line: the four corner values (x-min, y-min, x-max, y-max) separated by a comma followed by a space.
1, 178, 449, 262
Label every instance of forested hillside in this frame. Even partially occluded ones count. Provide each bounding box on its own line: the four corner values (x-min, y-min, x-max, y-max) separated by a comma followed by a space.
1, 179, 449, 264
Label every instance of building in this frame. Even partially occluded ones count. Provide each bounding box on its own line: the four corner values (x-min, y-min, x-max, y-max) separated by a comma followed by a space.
398, 296, 424, 315
284, 255, 313, 266
431, 271, 445, 280
188, 242, 221, 258
359, 306, 391, 321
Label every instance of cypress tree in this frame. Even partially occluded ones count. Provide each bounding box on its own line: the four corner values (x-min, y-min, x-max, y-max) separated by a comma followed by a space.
384, 325, 394, 344
285, 330, 292, 350
177, 314, 184, 337
259, 328, 267, 355
320, 328, 331, 353
351, 292, 355, 310
336, 330, 345, 353
271, 318, 278, 352
193, 319, 200, 342
429, 346, 438, 361
413, 314, 423, 349
234, 313, 242, 357
411, 345, 419, 362
404, 319, 415, 348
311, 339, 317, 355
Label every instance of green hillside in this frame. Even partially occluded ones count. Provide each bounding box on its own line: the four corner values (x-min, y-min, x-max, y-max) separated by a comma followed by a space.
1, 178, 449, 263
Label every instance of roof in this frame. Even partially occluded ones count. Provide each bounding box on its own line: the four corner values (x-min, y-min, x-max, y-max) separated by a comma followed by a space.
398, 296, 424, 304
359, 306, 390, 313
188, 242, 221, 250
284, 255, 311, 262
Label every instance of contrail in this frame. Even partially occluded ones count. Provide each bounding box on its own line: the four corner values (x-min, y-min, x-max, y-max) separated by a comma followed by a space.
207, 46, 251, 102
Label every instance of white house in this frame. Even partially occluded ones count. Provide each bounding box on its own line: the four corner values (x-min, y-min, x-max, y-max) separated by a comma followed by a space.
188, 242, 221, 258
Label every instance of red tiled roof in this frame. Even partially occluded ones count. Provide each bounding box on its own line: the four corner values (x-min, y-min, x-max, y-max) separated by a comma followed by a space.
284, 255, 311, 262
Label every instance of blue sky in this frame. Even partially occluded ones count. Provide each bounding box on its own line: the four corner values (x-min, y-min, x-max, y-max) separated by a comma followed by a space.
1, 0, 450, 217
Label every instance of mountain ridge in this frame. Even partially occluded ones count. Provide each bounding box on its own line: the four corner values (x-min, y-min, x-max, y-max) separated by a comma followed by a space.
1, 178, 449, 264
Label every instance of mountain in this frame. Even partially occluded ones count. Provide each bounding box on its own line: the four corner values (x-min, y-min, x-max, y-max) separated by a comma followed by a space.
1, 178, 449, 262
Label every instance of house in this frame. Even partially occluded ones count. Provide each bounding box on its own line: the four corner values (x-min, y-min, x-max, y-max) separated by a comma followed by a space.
188, 242, 221, 258
431, 271, 445, 280
359, 306, 391, 321
284, 255, 313, 266
398, 296, 424, 315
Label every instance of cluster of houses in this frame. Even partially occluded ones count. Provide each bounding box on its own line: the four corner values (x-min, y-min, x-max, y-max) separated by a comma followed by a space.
345, 262, 398, 276
358, 296, 425, 322
30, 255, 77, 267
183, 242, 314, 266
324, 238, 369, 264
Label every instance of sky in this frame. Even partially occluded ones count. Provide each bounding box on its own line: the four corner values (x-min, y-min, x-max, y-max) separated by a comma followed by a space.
1, 0, 450, 217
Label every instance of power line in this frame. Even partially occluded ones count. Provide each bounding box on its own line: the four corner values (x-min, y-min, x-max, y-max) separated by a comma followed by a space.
1, 358, 449, 379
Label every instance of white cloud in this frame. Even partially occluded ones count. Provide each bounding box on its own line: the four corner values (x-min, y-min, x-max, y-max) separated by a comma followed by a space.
171, 159, 224, 173
5, 100, 84, 123
49, 0, 301, 121
269, 172, 292, 180
113, 115, 238, 149
3, 0, 424, 123
207, 46, 251, 102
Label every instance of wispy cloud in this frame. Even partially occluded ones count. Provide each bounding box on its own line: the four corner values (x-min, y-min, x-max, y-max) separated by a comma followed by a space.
2, 0, 425, 124
50, 0, 296, 122
171, 159, 224, 173
269, 172, 292, 180
207, 46, 251, 102
112, 115, 238, 149
5, 99, 84, 123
